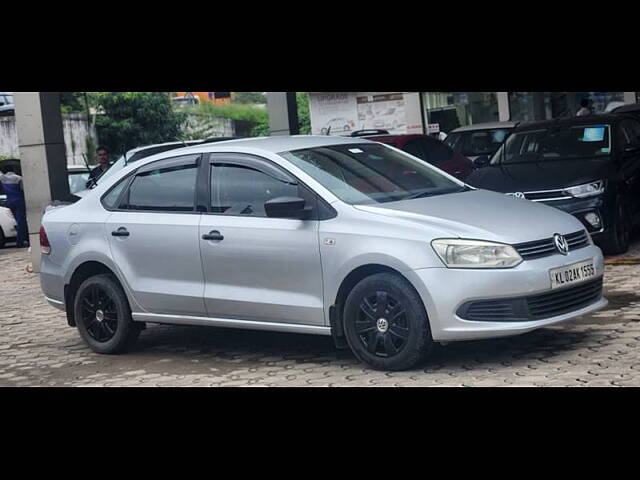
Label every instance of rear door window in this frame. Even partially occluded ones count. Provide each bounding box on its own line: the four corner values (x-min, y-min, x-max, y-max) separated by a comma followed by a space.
420, 138, 454, 166
402, 139, 425, 160
120, 155, 200, 212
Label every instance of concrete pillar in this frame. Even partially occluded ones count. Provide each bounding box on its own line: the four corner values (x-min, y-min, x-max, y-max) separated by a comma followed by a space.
624, 92, 636, 104
266, 92, 299, 136
497, 92, 510, 121
13, 92, 72, 271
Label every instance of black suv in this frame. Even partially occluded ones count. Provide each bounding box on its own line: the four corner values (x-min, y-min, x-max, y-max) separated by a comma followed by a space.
466, 114, 640, 254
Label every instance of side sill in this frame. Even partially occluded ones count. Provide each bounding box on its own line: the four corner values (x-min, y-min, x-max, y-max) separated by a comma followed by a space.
132, 312, 332, 336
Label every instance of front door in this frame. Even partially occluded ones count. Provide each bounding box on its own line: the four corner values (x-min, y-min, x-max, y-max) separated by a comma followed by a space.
199, 153, 325, 326
105, 154, 206, 316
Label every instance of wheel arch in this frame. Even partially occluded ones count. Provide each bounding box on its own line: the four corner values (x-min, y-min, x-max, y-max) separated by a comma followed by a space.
329, 263, 416, 347
64, 261, 123, 327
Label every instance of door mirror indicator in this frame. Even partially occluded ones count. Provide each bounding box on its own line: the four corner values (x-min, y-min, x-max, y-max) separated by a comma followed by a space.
265, 196, 312, 219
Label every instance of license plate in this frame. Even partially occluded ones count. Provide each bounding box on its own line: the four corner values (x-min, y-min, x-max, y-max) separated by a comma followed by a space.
549, 259, 596, 290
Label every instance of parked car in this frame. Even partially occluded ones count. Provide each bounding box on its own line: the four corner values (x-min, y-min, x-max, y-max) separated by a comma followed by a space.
611, 103, 640, 121
0, 206, 17, 248
40, 136, 606, 371
67, 165, 91, 194
466, 114, 640, 254
445, 121, 517, 165
358, 132, 474, 180
0, 92, 14, 116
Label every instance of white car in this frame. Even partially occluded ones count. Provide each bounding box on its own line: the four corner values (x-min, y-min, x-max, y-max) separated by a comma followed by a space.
0, 206, 17, 248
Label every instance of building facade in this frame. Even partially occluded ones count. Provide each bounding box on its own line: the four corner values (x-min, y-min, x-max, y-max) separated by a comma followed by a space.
306, 92, 639, 136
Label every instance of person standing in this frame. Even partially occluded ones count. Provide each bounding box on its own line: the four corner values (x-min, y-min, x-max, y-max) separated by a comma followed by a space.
576, 98, 592, 117
0, 166, 29, 247
86, 146, 111, 187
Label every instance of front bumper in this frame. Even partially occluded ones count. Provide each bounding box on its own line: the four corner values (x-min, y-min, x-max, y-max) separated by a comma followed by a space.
541, 196, 609, 238
405, 244, 607, 341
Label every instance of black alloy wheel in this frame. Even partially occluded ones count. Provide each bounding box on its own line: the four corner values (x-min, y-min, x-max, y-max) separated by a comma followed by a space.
79, 284, 119, 343
356, 291, 410, 358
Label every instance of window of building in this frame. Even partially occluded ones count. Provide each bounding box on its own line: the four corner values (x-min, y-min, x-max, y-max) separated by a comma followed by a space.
509, 92, 626, 122
422, 92, 499, 133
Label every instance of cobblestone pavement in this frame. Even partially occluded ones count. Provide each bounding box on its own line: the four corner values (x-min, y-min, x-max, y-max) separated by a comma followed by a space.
1, 238, 640, 387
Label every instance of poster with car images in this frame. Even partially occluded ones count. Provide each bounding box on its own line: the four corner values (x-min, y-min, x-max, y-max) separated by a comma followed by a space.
308, 93, 358, 135
356, 93, 407, 133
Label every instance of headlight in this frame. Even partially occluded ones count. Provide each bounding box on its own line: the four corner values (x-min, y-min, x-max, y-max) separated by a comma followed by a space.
431, 239, 523, 269
563, 180, 605, 198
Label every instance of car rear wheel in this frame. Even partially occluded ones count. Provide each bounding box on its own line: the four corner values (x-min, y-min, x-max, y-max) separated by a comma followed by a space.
343, 273, 433, 371
601, 198, 631, 255
73, 274, 142, 354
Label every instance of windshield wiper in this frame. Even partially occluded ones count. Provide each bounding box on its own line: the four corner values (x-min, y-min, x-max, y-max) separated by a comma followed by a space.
405, 185, 470, 200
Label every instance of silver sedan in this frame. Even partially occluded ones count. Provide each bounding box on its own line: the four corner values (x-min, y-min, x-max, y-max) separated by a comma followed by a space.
39, 135, 607, 371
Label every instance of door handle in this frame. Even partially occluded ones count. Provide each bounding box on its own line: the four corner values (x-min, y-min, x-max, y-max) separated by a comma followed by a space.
111, 227, 130, 237
202, 230, 224, 241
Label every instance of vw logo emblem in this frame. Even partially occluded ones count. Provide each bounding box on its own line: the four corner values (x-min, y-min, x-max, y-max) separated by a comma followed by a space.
513, 192, 526, 199
554, 234, 569, 255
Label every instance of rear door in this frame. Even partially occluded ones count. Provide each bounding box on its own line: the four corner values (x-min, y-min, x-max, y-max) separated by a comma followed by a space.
198, 153, 325, 326
105, 154, 206, 316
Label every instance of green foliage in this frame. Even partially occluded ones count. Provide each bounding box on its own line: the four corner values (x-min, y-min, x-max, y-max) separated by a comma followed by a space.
60, 92, 85, 113
189, 102, 268, 124
233, 92, 267, 104
94, 92, 185, 156
296, 92, 311, 135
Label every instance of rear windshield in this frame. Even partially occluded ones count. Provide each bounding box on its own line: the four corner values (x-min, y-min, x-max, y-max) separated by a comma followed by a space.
491, 124, 612, 164
446, 128, 511, 157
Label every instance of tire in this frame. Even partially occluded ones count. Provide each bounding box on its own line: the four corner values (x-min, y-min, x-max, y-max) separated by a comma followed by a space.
73, 274, 142, 354
0, 227, 5, 249
343, 272, 433, 371
600, 198, 631, 255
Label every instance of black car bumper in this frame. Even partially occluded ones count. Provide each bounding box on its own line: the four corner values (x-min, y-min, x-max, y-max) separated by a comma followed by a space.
540, 195, 612, 240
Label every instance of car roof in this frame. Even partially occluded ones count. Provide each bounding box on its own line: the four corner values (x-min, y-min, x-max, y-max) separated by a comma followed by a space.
174, 135, 374, 155
514, 114, 627, 132
611, 103, 640, 114
67, 164, 90, 171
126, 140, 204, 155
450, 121, 518, 133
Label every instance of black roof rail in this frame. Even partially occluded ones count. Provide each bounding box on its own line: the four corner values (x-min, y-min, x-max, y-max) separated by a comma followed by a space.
350, 129, 390, 137
201, 137, 240, 144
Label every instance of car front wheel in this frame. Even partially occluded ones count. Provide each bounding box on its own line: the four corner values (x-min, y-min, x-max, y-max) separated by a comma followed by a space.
343, 272, 433, 371
73, 274, 142, 354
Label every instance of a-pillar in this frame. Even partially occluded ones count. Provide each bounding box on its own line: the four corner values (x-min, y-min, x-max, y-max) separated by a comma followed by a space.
13, 92, 72, 272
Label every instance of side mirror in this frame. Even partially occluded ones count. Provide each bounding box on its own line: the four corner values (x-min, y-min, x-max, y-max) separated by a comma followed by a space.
473, 155, 490, 168
265, 196, 312, 219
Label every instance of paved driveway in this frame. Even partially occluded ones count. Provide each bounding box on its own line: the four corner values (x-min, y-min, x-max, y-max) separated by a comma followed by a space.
1, 242, 639, 387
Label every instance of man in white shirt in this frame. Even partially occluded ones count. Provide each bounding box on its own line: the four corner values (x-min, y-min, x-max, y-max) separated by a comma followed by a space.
576, 99, 592, 117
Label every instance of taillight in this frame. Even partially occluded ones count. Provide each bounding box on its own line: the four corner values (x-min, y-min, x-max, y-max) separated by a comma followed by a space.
40, 225, 51, 255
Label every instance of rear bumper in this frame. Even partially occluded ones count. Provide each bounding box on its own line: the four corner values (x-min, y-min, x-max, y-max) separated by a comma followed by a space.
40, 255, 66, 310
405, 244, 607, 341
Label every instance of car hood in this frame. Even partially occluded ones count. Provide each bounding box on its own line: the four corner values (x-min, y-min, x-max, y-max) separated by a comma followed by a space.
465, 158, 612, 192
353, 189, 584, 244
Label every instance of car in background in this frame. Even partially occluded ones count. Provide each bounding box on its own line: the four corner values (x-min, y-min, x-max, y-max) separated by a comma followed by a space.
67, 165, 91, 194
353, 131, 474, 180
611, 103, 640, 121
445, 121, 517, 165
0, 206, 17, 248
0, 92, 14, 116
466, 114, 640, 254
171, 95, 200, 108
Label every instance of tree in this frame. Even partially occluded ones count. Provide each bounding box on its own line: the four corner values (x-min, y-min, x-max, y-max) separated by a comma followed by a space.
94, 92, 185, 155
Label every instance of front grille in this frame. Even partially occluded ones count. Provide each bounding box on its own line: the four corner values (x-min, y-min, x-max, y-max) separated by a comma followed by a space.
457, 278, 603, 322
508, 189, 571, 202
527, 278, 603, 319
514, 229, 590, 260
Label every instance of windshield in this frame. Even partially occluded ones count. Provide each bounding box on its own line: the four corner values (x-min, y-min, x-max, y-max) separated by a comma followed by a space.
491, 124, 612, 165
280, 143, 464, 205
446, 128, 512, 157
